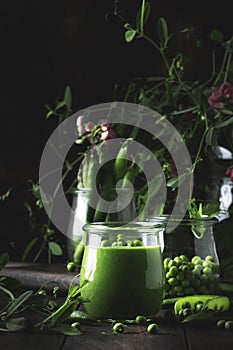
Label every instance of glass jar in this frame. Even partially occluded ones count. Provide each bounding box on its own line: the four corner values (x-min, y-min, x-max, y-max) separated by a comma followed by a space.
147, 215, 222, 298
79, 221, 165, 320
66, 188, 137, 266
148, 215, 219, 264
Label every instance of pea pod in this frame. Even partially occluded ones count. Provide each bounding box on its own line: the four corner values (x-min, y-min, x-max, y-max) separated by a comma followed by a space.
174, 295, 230, 315
205, 296, 231, 312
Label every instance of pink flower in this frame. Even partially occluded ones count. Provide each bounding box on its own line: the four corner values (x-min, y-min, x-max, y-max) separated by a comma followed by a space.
219, 82, 233, 100
76, 115, 85, 135
100, 124, 116, 141
208, 82, 233, 110
225, 168, 233, 181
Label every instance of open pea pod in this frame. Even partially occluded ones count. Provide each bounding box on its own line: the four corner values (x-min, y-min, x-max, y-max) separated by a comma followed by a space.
174, 295, 231, 315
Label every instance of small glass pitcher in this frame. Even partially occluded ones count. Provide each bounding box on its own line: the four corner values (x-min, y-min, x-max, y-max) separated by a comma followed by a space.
79, 221, 165, 320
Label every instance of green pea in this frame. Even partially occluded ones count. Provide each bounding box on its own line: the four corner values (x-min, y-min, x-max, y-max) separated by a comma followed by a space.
134, 239, 143, 246
205, 255, 214, 262
203, 260, 212, 268
174, 285, 183, 292
66, 261, 76, 272
179, 254, 189, 262
174, 257, 182, 265
71, 322, 80, 329
135, 315, 147, 325
170, 266, 179, 277
101, 240, 109, 247
177, 272, 185, 281
192, 256, 201, 264
217, 319, 226, 328
117, 240, 125, 246
168, 260, 178, 268
112, 322, 125, 333
182, 265, 190, 273
163, 257, 171, 266
225, 321, 233, 330
111, 242, 118, 247
147, 323, 159, 334
181, 280, 190, 288
200, 274, 208, 285
182, 301, 191, 309
195, 301, 204, 312
182, 308, 192, 317
168, 278, 179, 287
127, 240, 135, 247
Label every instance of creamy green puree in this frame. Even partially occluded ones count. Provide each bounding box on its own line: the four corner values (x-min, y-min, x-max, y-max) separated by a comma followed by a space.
80, 245, 165, 319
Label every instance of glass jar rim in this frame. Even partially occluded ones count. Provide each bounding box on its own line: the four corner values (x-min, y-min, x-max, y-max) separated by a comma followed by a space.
83, 221, 165, 234
71, 187, 135, 194
148, 214, 218, 225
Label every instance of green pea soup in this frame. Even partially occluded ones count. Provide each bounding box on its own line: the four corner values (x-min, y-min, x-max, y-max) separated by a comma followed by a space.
80, 244, 165, 320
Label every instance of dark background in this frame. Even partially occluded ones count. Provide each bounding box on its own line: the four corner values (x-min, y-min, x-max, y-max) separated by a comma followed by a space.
0, 0, 232, 260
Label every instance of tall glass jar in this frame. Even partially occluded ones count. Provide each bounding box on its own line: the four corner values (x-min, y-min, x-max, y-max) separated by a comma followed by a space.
66, 188, 137, 266
148, 215, 219, 264
79, 221, 165, 320
147, 215, 221, 298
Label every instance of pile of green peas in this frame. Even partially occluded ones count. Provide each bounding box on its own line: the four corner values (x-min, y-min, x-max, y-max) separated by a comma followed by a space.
163, 254, 219, 298
101, 234, 143, 248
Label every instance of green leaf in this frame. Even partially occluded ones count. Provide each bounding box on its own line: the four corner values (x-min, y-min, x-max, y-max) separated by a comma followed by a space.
125, 29, 136, 43
157, 17, 168, 48
22, 237, 38, 261
6, 317, 27, 332
46, 110, 55, 119
167, 176, 179, 190
0, 285, 14, 300
0, 189, 11, 202
53, 324, 81, 336
54, 100, 66, 111
69, 310, 99, 323
0, 252, 9, 271
216, 116, 233, 128
205, 127, 217, 146
210, 29, 224, 44
5, 290, 34, 318
68, 284, 80, 299
48, 242, 63, 256
64, 86, 72, 110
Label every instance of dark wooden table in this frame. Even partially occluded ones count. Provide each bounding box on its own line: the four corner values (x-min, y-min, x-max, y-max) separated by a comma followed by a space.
1, 263, 233, 350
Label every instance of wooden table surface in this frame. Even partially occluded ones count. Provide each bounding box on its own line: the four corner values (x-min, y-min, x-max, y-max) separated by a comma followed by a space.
1, 310, 233, 350
1, 263, 233, 350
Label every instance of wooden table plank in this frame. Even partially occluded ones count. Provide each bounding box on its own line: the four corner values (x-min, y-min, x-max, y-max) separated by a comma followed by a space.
62, 318, 188, 350
184, 322, 233, 350
0, 332, 65, 350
